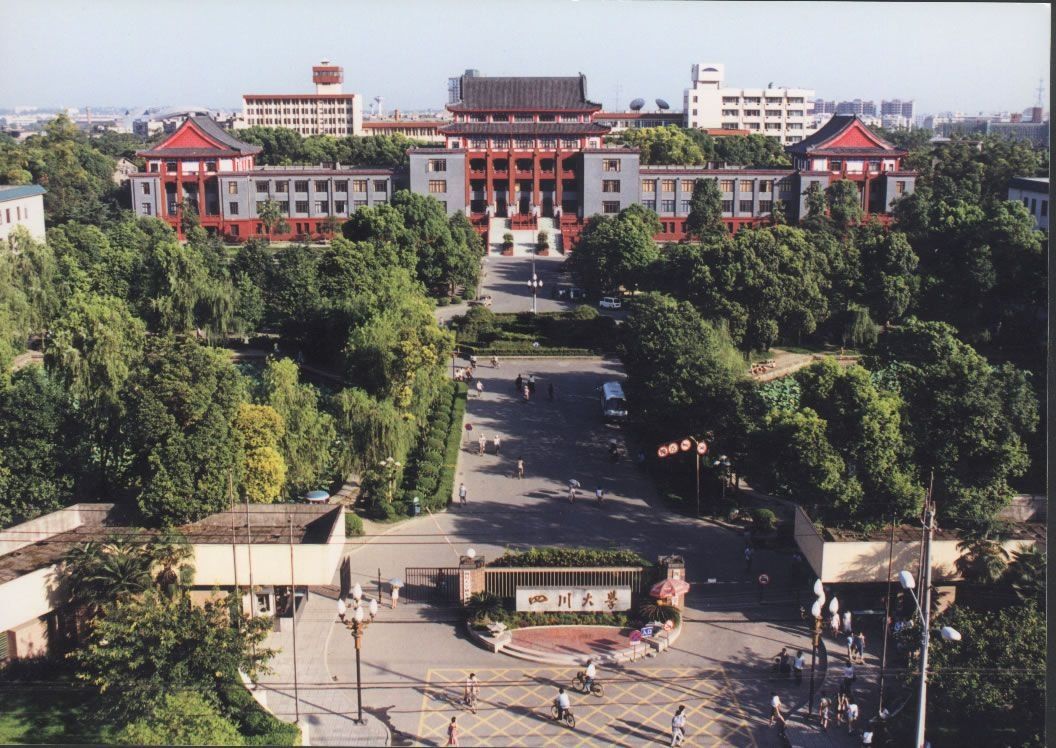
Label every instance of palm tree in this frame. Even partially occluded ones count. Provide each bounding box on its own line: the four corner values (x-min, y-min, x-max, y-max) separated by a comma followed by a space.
148, 529, 196, 598
258, 199, 289, 244
1004, 545, 1045, 605
955, 520, 1011, 584
61, 535, 156, 613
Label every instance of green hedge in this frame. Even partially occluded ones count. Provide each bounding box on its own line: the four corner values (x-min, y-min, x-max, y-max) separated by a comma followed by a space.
477, 610, 631, 629
344, 512, 364, 537
217, 672, 301, 746
396, 380, 467, 515
489, 547, 651, 568
458, 343, 597, 357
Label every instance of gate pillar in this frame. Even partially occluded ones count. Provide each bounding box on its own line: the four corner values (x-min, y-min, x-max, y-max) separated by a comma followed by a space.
459, 555, 486, 604
658, 555, 687, 609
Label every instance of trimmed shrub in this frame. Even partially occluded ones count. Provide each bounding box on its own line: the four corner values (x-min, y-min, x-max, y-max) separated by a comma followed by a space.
751, 508, 778, 533
217, 671, 301, 745
489, 547, 650, 568
344, 512, 364, 537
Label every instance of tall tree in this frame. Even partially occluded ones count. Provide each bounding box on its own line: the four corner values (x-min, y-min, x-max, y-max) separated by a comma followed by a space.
566, 206, 660, 297
257, 199, 289, 243
684, 178, 726, 241
233, 403, 286, 504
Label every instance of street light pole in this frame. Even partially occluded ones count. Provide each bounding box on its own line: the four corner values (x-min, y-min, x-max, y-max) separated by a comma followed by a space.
914, 503, 935, 748
338, 594, 372, 725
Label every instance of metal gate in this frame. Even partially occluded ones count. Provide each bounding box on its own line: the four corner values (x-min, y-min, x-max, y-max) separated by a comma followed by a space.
403, 567, 461, 604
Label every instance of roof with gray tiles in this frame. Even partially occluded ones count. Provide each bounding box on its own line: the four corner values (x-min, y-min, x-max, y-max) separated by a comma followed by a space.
0, 184, 46, 202
450, 75, 602, 111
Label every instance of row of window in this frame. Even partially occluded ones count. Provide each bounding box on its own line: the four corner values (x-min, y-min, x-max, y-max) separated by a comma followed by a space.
0, 204, 30, 224
249, 118, 354, 126
722, 109, 805, 118
641, 199, 774, 215
720, 96, 806, 105
247, 106, 353, 114
246, 179, 387, 194
245, 98, 354, 106
227, 200, 371, 216
642, 179, 785, 194
463, 138, 582, 150
459, 114, 586, 123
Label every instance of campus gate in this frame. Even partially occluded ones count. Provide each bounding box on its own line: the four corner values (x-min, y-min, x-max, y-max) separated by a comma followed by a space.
403, 567, 461, 604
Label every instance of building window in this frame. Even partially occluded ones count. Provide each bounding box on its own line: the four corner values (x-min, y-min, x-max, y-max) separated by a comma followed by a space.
602, 180, 621, 193
722, 97, 740, 104
149, 162, 159, 172
470, 138, 487, 149
255, 181, 269, 193
539, 114, 556, 122
229, 202, 239, 215
166, 161, 178, 172
316, 201, 329, 214
279, 201, 289, 214
514, 115, 533, 123
227, 182, 238, 195
315, 181, 329, 192
829, 160, 842, 173
141, 202, 152, 216
602, 201, 620, 214
739, 180, 753, 193
493, 138, 510, 149
722, 109, 739, 117
765, 109, 781, 117
722, 200, 733, 213
352, 179, 368, 192
1042, 199, 1048, 217
759, 180, 772, 193
739, 199, 753, 213
427, 159, 447, 172
275, 182, 288, 193
373, 180, 387, 192
295, 200, 309, 213
205, 160, 217, 172
429, 180, 447, 193
603, 159, 621, 172
895, 181, 906, 195
680, 200, 691, 212
661, 199, 675, 213
680, 180, 695, 192
561, 139, 578, 149
142, 182, 151, 195
295, 180, 309, 192
720, 180, 734, 193
759, 200, 773, 213
642, 180, 655, 193
744, 109, 760, 117
661, 179, 676, 193
540, 138, 557, 149
335, 180, 348, 192
642, 200, 656, 211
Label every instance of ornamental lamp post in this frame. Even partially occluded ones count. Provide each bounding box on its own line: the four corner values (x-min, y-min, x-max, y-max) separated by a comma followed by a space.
337, 598, 373, 725
527, 273, 543, 314
807, 580, 829, 716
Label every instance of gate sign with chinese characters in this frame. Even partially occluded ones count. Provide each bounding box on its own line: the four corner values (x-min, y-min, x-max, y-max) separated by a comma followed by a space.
515, 586, 633, 613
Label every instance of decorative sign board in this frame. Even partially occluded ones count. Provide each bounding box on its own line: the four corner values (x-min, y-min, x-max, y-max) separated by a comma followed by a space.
516, 586, 633, 613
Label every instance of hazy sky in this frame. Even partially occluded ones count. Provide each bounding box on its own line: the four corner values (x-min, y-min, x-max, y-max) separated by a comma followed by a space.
1, 1, 1049, 114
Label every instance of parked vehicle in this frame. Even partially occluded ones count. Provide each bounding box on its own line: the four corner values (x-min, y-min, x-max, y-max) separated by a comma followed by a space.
468, 295, 493, 307
599, 296, 622, 309
601, 381, 628, 422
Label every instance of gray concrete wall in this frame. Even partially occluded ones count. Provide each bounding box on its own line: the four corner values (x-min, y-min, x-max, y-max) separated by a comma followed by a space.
129, 176, 160, 218
582, 152, 640, 218
409, 152, 466, 216
217, 173, 395, 221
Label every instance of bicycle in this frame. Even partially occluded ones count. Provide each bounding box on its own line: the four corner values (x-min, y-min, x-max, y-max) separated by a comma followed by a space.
550, 704, 576, 728
572, 671, 604, 697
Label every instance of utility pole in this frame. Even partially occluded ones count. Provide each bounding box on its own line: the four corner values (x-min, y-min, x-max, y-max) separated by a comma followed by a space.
914, 475, 936, 748
878, 512, 895, 713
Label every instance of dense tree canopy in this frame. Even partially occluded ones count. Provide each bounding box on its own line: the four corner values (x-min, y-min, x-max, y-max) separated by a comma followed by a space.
566, 205, 660, 297
237, 126, 429, 169
607, 127, 791, 168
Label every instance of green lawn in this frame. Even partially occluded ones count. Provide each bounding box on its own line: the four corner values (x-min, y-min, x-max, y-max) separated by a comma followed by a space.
0, 683, 113, 744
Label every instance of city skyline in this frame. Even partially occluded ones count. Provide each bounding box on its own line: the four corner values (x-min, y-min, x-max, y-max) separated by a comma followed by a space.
0, 0, 1049, 115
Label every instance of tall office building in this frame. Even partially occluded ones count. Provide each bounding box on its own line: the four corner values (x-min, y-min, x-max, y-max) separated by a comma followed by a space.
241, 61, 363, 136
683, 63, 815, 144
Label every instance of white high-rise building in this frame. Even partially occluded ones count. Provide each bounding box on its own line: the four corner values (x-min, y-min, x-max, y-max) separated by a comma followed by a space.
240, 60, 363, 136
683, 63, 815, 144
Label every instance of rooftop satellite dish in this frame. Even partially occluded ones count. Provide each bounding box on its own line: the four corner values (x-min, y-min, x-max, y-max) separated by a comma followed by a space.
655, 98, 670, 110
629, 98, 645, 111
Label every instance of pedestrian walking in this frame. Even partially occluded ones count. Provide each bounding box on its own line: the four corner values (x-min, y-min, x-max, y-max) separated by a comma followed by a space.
390, 586, 399, 608
842, 610, 853, 636
793, 650, 805, 686
595, 485, 604, 505
830, 610, 841, 639
744, 544, 753, 573
818, 691, 831, 730
493, 435, 501, 454
469, 354, 478, 370
776, 648, 790, 677
769, 692, 785, 727
446, 716, 459, 746
478, 435, 486, 456
846, 633, 854, 661
548, 382, 555, 400
476, 380, 484, 398
836, 691, 848, 726
458, 482, 467, 506
516, 458, 524, 479
846, 697, 859, 734
491, 355, 499, 368
523, 384, 530, 402
568, 485, 577, 504
515, 374, 523, 392
670, 705, 687, 746
463, 673, 479, 714
853, 631, 866, 663
840, 661, 855, 695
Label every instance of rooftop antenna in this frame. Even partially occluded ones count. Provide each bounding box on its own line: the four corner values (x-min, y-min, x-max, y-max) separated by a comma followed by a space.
1036, 77, 1045, 107
373, 96, 384, 118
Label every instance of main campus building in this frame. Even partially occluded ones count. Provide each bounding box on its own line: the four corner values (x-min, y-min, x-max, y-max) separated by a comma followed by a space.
130, 72, 917, 248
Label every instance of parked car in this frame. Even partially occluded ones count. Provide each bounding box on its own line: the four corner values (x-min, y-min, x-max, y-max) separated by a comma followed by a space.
468, 295, 493, 307
599, 296, 622, 310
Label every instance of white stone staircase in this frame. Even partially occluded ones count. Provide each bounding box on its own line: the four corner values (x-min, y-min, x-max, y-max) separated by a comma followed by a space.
488, 217, 563, 255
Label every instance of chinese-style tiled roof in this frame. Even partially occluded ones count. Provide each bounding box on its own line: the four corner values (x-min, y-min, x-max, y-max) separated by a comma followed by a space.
439, 123, 610, 136
137, 116, 261, 158
449, 75, 602, 112
788, 115, 903, 156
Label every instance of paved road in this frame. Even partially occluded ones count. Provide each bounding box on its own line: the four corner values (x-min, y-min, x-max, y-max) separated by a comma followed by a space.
258, 357, 867, 746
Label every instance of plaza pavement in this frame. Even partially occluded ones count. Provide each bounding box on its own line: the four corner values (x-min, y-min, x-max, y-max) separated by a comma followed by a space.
257, 345, 878, 745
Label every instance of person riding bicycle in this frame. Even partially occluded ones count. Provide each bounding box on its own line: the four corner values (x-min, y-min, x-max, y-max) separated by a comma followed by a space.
583, 659, 597, 692
463, 673, 479, 713
595, 485, 604, 505
491, 355, 499, 368
554, 687, 571, 722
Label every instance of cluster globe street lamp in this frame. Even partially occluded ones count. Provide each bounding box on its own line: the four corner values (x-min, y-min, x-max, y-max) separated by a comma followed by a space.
898, 570, 963, 747
807, 579, 837, 715
713, 454, 732, 502
527, 273, 543, 314
656, 436, 709, 515
337, 582, 377, 724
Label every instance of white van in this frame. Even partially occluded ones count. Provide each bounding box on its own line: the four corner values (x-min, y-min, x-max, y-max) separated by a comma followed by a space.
601, 381, 628, 422
599, 296, 622, 309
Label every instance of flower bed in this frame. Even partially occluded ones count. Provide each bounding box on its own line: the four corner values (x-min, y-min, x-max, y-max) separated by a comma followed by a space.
488, 547, 651, 568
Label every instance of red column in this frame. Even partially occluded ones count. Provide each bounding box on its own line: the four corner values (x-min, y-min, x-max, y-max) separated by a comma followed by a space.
555, 149, 563, 216
507, 148, 515, 215
485, 152, 493, 212
532, 151, 541, 213
862, 175, 871, 217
